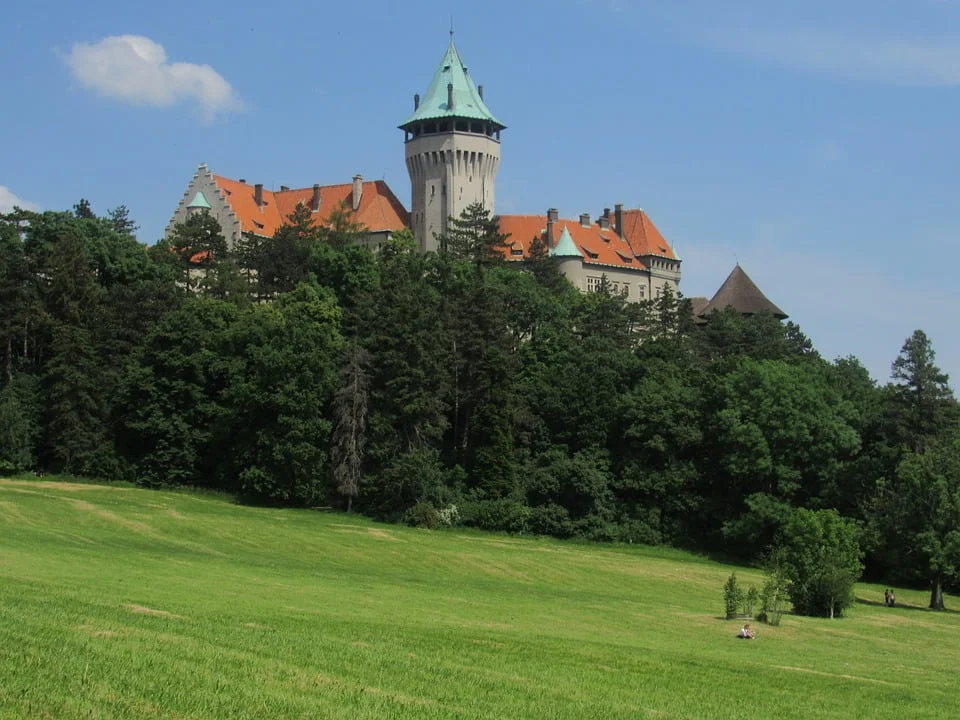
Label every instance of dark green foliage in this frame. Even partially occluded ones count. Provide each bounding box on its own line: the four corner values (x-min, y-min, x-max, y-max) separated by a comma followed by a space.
870, 433, 960, 609
890, 329, 956, 454
436, 201, 509, 268
220, 284, 342, 505
7, 198, 959, 598
0, 374, 39, 473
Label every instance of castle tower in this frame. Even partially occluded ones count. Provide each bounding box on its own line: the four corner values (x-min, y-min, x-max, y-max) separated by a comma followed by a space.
400, 38, 506, 252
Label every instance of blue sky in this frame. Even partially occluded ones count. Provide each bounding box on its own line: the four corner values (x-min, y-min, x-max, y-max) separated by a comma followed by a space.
2, 0, 958, 386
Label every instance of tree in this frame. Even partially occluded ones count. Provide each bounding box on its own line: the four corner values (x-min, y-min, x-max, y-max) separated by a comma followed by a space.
332, 340, 371, 511
221, 283, 343, 505
253, 202, 318, 298
437, 202, 509, 268
0, 374, 39, 473
890, 330, 956, 454
321, 199, 368, 249
107, 205, 139, 237
165, 211, 230, 293
781, 508, 863, 618
871, 433, 960, 610
73, 199, 95, 219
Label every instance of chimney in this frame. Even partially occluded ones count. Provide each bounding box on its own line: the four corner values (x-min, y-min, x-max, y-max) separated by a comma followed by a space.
598, 214, 610, 230
280, 185, 289, 192
447, 82, 454, 110
478, 85, 484, 101
254, 183, 263, 207
352, 175, 363, 211
312, 183, 321, 212
546, 208, 559, 247
414, 93, 420, 110
239, 178, 246, 184
580, 213, 591, 228
615, 203, 624, 239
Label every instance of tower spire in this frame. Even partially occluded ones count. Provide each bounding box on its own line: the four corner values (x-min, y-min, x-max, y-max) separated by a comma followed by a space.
450, 16, 454, 40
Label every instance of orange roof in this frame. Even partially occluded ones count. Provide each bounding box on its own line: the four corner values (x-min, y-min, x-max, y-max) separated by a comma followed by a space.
497, 209, 677, 270
617, 209, 676, 259
212, 175, 409, 237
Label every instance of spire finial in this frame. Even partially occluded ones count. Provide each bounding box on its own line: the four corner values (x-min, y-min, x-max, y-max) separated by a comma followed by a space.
450, 16, 454, 40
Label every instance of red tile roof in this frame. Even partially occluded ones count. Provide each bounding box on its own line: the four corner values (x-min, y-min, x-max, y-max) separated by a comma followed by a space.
497, 209, 677, 270
212, 175, 409, 237
617, 209, 677, 260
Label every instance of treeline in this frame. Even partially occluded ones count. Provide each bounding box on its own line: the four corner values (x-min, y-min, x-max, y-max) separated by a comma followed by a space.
2, 201, 959, 608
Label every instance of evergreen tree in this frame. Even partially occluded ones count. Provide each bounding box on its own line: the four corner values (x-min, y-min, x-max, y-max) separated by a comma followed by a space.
890, 330, 956, 454
437, 202, 509, 268
332, 340, 371, 511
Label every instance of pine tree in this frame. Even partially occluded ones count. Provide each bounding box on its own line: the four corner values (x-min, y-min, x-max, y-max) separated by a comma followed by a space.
891, 330, 955, 454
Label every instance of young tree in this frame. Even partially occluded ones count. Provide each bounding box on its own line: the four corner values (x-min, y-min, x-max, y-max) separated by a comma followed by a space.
890, 330, 956, 454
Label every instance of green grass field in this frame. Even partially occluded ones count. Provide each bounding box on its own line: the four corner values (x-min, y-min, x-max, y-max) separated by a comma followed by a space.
1, 477, 958, 719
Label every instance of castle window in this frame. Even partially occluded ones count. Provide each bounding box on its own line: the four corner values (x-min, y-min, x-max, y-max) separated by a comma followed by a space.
638, 286, 646, 299
586, 276, 602, 293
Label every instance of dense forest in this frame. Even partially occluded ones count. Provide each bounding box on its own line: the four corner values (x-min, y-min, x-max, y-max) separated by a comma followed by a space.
2, 200, 959, 608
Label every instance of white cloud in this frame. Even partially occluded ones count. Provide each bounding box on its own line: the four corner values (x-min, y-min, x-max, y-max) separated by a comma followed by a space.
710, 28, 960, 86
0, 186, 39, 213
64, 35, 244, 121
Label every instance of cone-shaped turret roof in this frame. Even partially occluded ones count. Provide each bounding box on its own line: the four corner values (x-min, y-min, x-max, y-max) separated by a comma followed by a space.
550, 226, 581, 258
399, 40, 505, 129
699, 264, 787, 319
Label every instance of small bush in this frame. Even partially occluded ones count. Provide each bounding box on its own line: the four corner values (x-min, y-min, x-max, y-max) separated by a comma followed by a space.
404, 501, 440, 529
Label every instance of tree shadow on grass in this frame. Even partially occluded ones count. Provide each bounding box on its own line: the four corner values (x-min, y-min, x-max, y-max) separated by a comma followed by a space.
855, 597, 960, 615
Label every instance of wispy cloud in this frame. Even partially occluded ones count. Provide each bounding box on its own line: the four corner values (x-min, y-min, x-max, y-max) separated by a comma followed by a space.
0, 185, 39, 213
710, 28, 960, 86
64, 35, 244, 122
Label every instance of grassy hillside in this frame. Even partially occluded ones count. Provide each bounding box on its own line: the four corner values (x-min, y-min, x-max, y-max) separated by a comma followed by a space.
1, 477, 957, 719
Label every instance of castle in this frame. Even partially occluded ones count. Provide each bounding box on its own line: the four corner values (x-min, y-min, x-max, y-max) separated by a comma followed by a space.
164, 38, 783, 317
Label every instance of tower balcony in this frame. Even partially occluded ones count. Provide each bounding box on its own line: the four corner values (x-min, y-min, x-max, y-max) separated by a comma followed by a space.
403, 120, 502, 143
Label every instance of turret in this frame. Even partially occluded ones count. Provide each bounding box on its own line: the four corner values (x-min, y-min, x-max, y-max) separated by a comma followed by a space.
400, 39, 506, 252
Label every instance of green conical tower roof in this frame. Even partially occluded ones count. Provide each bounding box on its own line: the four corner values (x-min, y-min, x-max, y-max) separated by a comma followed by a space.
187, 191, 212, 209
399, 40, 505, 129
550, 226, 581, 258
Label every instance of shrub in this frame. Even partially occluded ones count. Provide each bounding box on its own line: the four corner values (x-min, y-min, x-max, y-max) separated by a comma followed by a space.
460, 499, 531, 534
404, 501, 440, 529
724, 573, 745, 620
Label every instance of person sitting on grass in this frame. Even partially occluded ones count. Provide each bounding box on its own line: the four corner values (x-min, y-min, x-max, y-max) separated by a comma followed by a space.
738, 623, 756, 639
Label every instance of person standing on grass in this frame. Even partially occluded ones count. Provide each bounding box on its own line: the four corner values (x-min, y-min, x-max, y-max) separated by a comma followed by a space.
885, 589, 890, 605
889, 590, 896, 607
